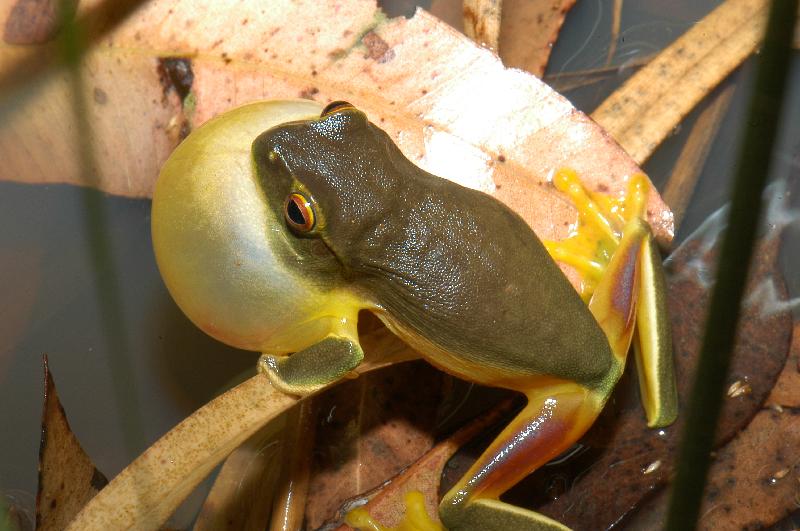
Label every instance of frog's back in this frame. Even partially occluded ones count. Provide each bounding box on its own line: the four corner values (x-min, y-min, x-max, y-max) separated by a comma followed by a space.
355, 170, 614, 390
256, 110, 614, 390
329, 127, 616, 389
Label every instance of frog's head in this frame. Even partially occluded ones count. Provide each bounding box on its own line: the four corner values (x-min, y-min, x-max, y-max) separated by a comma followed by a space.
152, 100, 367, 355
252, 101, 415, 269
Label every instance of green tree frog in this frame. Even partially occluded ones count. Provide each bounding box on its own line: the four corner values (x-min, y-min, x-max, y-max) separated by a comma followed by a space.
151, 99, 677, 530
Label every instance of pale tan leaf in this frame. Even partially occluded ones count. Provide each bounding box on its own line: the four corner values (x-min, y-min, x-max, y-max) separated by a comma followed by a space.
36, 357, 108, 531
0, 0, 673, 252
592, 0, 769, 165
66, 329, 416, 531
66, 374, 297, 531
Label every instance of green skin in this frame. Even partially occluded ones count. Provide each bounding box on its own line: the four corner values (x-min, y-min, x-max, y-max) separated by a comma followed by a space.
253, 106, 614, 393
153, 100, 676, 531
253, 105, 623, 530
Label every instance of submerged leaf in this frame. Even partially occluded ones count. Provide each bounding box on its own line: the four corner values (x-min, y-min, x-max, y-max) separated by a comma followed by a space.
193, 416, 286, 531
535, 233, 793, 528
767, 322, 800, 408
305, 361, 443, 529
625, 408, 800, 530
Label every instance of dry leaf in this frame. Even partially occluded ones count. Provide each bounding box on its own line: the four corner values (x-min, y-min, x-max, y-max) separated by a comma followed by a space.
498, 0, 576, 77
0, 0, 673, 254
592, 0, 769, 165
35, 356, 108, 531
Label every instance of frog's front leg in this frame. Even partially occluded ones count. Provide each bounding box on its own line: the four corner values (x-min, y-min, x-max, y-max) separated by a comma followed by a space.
259, 319, 363, 396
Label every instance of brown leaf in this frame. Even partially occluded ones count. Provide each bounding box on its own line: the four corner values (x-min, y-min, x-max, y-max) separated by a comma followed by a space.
767, 322, 800, 408
66, 328, 415, 531
36, 356, 108, 531
533, 233, 793, 528
328, 398, 518, 530
430, 0, 576, 77
463, 0, 502, 51
0, 0, 673, 253
1, 0, 66, 45
193, 414, 286, 531
498, 0, 577, 77
662, 84, 735, 229
625, 408, 800, 530
305, 360, 443, 529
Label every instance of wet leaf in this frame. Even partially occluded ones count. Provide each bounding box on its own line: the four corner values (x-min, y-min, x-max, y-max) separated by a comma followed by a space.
625, 408, 800, 530
36, 356, 108, 531
767, 322, 800, 408
0, 0, 673, 251
327, 399, 518, 530
193, 415, 286, 531
305, 360, 443, 529
592, 0, 769, 165
662, 84, 735, 228
534, 233, 793, 528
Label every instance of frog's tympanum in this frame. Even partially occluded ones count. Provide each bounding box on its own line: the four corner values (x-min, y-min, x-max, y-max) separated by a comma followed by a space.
152, 99, 678, 531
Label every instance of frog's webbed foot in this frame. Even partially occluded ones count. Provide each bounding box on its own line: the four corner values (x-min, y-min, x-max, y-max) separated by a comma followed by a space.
259, 335, 363, 395
545, 169, 678, 427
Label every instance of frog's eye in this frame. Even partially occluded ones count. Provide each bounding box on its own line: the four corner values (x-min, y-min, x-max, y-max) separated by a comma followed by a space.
284, 192, 316, 233
321, 100, 356, 117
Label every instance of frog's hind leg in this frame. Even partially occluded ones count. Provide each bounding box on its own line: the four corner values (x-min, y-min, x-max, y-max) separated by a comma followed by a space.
438, 198, 654, 531
439, 382, 606, 531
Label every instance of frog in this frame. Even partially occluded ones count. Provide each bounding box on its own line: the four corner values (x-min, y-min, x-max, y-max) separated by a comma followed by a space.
151, 99, 678, 530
